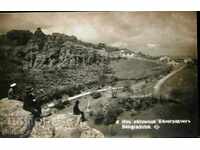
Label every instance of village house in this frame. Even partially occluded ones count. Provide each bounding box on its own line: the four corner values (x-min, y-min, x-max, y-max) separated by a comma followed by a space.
167, 60, 179, 67
184, 58, 193, 64
159, 56, 171, 63
120, 49, 137, 58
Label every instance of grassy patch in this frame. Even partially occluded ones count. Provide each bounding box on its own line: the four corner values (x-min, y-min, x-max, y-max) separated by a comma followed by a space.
111, 58, 169, 80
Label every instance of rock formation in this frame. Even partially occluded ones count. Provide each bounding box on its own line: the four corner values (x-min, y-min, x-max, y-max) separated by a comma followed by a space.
0, 99, 34, 137
0, 98, 104, 138
0, 28, 113, 102
30, 114, 104, 138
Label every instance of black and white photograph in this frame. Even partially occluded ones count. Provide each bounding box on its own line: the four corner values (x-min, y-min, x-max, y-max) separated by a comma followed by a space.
0, 11, 198, 138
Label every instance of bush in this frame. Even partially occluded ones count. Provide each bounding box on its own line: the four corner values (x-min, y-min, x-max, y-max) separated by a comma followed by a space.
170, 89, 183, 99
0, 34, 12, 45
123, 80, 133, 94
40, 84, 82, 103
91, 92, 102, 99
94, 102, 124, 125
54, 99, 65, 110
103, 106, 123, 125
6, 30, 33, 45
97, 42, 106, 49
94, 111, 105, 124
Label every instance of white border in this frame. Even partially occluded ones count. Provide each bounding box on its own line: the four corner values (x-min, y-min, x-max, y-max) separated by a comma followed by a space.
1, 138, 200, 150
0, 0, 199, 150
0, 0, 200, 11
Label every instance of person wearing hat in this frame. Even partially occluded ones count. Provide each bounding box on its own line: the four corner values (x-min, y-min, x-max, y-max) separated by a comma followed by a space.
23, 87, 41, 120
8, 83, 17, 99
73, 100, 87, 122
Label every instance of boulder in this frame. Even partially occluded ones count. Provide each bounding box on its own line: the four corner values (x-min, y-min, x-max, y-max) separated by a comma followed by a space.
0, 98, 34, 137
80, 128, 104, 138
31, 114, 81, 138
30, 113, 104, 138
30, 117, 55, 138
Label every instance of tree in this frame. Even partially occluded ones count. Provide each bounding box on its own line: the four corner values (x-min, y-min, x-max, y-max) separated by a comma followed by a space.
97, 42, 106, 49
97, 69, 106, 89
97, 63, 108, 89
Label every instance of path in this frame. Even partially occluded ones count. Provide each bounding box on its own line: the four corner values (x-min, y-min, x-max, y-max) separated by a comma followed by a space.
46, 61, 179, 109
153, 64, 187, 99
47, 87, 124, 108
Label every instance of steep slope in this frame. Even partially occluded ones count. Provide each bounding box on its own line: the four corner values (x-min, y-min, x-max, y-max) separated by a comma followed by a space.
0, 29, 114, 102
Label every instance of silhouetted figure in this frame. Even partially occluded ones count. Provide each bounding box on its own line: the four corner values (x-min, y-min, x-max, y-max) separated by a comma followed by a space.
8, 83, 16, 99
33, 27, 46, 49
73, 100, 87, 122
34, 27, 45, 38
23, 87, 41, 120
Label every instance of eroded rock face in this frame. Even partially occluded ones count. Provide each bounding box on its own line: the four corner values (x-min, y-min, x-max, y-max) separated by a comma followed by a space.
31, 114, 81, 138
80, 128, 104, 138
0, 29, 112, 102
0, 99, 34, 137
30, 114, 104, 138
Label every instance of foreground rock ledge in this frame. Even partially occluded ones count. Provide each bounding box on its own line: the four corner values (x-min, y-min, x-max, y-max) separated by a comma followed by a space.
0, 98, 104, 138
30, 114, 104, 138
0, 99, 34, 137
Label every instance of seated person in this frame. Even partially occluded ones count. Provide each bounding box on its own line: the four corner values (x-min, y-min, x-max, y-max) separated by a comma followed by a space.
23, 87, 41, 120
73, 100, 87, 122
8, 83, 17, 99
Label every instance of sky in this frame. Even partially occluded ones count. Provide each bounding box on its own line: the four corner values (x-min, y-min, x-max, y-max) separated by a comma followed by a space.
0, 12, 197, 58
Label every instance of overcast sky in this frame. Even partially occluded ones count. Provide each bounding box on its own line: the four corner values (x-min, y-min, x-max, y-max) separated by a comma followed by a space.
0, 12, 197, 57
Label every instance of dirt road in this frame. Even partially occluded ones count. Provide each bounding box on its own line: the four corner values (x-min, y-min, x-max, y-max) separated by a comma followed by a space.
153, 65, 187, 99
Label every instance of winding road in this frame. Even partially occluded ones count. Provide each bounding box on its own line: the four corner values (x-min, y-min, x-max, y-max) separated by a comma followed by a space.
47, 64, 187, 108
152, 64, 187, 99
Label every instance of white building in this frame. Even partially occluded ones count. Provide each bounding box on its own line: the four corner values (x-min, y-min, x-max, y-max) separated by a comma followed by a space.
184, 58, 193, 64
120, 50, 136, 58
167, 60, 179, 67
159, 56, 171, 63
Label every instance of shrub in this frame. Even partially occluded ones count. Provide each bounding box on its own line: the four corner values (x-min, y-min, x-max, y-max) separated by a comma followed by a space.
103, 106, 123, 125
91, 92, 102, 99
94, 102, 124, 125
54, 99, 65, 110
123, 80, 133, 94
40, 84, 82, 103
94, 112, 105, 124
97, 42, 106, 49
170, 89, 183, 99
6, 30, 33, 45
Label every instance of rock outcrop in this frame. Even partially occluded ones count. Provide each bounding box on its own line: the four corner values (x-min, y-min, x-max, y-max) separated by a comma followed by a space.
0, 98, 104, 138
0, 28, 114, 102
80, 128, 104, 138
0, 99, 34, 137
30, 113, 104, 138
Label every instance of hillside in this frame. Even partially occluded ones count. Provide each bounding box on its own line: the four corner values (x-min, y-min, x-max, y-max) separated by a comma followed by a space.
111, 58, 170, 80
0, 28, 197, 138
0, 28, 114, 101
0, 28, 164, 103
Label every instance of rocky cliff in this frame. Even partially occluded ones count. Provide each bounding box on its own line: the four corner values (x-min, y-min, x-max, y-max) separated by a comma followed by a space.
0, 28, 115, 103
0, 99, 34, 137
0, 98, 104, 138
30, 113, 104, 138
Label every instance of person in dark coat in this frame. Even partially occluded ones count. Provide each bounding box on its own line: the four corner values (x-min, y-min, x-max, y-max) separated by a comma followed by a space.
73, 100, 87, 122
23, 87, 41, 120
8, 83, 17, 99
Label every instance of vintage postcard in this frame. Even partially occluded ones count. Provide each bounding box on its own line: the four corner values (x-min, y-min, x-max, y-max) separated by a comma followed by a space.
0, 12, 198, 138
